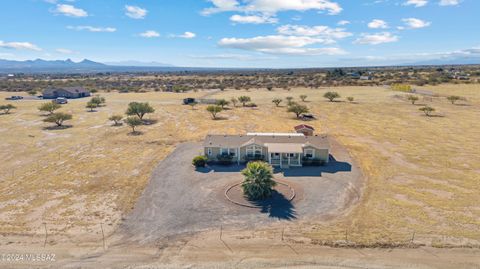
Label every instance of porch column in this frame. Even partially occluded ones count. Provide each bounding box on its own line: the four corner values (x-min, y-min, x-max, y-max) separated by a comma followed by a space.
237, 148, 240, 165
298, 154, 301, 166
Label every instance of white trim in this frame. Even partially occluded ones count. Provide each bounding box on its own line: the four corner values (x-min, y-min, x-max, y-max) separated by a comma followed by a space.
207, 148, 212, 156
304, 149, 315, 159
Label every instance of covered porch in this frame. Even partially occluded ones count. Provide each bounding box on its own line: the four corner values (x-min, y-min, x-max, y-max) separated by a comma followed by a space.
265, 143, 303, 168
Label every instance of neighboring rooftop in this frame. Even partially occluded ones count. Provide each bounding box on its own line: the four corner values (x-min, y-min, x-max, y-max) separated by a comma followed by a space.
294, 124, 315, 131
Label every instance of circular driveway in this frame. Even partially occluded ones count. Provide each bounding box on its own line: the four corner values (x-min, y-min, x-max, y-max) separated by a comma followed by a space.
121, 140, 363, 242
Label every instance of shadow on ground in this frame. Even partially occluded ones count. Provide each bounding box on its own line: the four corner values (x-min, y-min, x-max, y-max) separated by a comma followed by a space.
249, 191, 297, 220
196, 164, 246, 173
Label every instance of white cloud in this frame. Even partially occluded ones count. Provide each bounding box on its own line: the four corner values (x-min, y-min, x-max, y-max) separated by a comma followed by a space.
402, 18, 431, 29
403, 0, 428, 7
368, 19, 388, 29
218, 35, 346, 55
337, 20, 350, 25
230, 14, 278, 24
67, 26, 117, 32
125, 5, 147, 19
55, 48, 76, 54
276, 25, 352, 43
0, 41, 42, 51
178, 32, 196, 39
202, 0, 343, 16
354, 32, 399, 45
140, 30, 160, 38
53, 4, 88, 17
439, 0, 460, 6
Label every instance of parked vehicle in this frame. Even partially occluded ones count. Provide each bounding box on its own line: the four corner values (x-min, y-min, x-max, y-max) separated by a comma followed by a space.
53, 97, 68, 104
5, 96, 23, 100
183, 98, 196, 105
300, 114, 316, 121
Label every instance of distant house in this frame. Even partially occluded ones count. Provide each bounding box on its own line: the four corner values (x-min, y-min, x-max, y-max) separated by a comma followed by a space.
203, 132, 329, 168
360, 76, 372, 81
42, 87, 91, 99
294, 124, 315, 136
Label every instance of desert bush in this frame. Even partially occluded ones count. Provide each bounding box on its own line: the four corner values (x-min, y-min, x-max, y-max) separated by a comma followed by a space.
192, 155, 208, 167
407, 95, 419, 105
419, 105, 435, 116
216, 99, 230, 108
0, 104, 16, 114
324, 91, 341, 102
446, 95, 461, 104
391, 84, 412, 92
272, 98, 282, 107
126, 102, 155, 120
38, 102, 61, 115
44, 112, 72, 127
124, 116, 143, 133
109, 115, 123, 126
287, 103, 309, 118
206, 105, 223, 119
238, 96, 251, 107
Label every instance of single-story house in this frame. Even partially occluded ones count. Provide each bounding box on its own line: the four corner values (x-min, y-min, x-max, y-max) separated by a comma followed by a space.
203, 133, 330, 168
43, 87, 91, 99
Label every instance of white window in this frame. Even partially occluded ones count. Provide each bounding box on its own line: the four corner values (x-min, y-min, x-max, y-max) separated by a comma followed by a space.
229, 148, 236, 157
304, 149, 314, 159
220, 148, 229, 155
246, 145, 262, 157
207, 148, 212, 156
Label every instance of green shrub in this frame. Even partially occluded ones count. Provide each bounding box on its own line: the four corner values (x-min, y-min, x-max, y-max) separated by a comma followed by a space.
241, 161, 276, 200
192, 155, 208, 167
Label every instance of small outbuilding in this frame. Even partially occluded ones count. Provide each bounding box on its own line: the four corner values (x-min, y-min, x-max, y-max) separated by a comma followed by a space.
294, 124, 315, 136
43, 87, 91, 99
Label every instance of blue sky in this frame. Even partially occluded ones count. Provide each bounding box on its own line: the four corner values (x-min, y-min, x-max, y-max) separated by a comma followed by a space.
0, 0, 478, 67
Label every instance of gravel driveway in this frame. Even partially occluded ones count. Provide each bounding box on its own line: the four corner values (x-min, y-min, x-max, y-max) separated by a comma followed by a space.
121, 140, 362, 243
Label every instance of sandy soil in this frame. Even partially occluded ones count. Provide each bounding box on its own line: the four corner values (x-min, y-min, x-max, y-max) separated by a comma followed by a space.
1, 84, 480, 268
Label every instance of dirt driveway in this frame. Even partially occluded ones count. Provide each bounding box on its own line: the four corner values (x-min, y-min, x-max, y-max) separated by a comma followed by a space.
121, 139, 362, 243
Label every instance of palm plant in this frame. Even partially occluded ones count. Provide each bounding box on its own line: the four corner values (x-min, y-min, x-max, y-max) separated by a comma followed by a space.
241, 161, 276, 200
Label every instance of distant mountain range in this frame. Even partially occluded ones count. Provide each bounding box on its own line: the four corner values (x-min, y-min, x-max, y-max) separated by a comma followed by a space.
0, 58, 229, 73
0, 58, 106, 69
0, 57, 478, 74
104, 60, 175, 67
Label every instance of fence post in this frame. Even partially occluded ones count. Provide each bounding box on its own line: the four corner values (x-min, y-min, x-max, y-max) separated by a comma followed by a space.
411, 231, 416, 244
100, 223, 106, 250
43, 222, 47, 248
345, 229, 348, 243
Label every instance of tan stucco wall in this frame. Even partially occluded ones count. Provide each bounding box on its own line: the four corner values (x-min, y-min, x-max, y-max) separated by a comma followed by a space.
303, 146, 329, 162
205, 144, 329, 163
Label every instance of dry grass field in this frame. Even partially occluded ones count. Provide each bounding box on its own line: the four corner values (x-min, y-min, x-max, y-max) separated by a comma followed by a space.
0, 84, 479, 248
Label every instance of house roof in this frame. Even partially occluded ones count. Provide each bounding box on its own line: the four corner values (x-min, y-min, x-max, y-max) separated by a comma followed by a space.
294, 124, 315, 131
203, 133, 329, 150
264, 143, 304, 153
43, 87, 90, 94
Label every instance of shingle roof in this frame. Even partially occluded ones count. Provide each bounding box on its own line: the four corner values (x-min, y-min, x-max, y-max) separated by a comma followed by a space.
294, 124, 315, 131
203, 134, 329, 149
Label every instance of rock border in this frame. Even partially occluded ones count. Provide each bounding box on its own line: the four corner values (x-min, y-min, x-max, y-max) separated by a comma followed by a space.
224, 181, 296, 208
